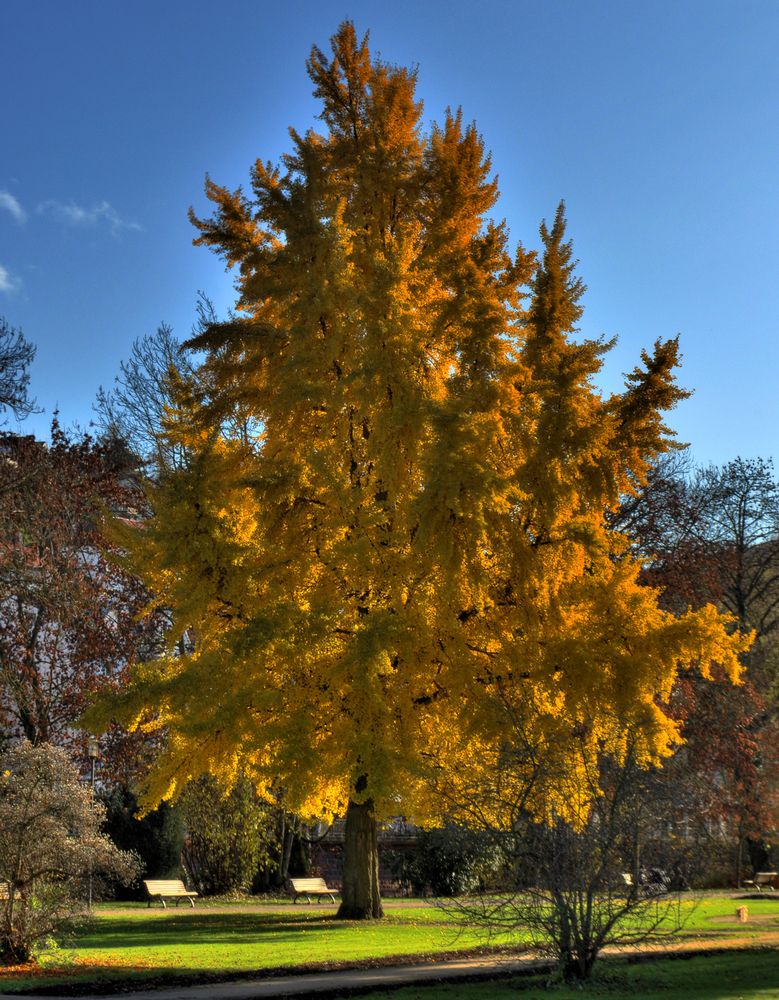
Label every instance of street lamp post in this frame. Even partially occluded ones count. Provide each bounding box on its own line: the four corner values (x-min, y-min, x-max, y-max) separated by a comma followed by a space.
87, 737, 100, 909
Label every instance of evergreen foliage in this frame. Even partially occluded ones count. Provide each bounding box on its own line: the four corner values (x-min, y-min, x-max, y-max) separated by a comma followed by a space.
180, 773, 277, 896
101, 786, 184, 898
405, 823, 500, 897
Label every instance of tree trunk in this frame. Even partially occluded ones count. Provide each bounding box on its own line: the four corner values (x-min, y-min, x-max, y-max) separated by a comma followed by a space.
737, 831, 745, 888
336, 797, 383, 919
562, 952, 595, 981
278, 813, 295, 884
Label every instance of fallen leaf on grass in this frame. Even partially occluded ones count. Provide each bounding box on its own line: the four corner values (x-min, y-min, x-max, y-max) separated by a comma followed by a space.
1, 958, 153, 980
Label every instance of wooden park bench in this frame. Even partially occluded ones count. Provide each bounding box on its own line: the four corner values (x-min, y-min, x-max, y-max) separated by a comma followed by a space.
621, 870, 669, 896
143, 879, 198, 908
290, 877, 337, 904
742, 872, 777, 892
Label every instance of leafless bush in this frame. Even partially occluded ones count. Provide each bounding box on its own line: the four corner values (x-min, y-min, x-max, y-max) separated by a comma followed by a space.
431, 727, 693, 981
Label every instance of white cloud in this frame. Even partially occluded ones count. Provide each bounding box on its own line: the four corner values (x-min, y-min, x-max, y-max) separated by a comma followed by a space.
37, 199, 142, 236
0, 191, 26, 224
0, 265, 21, 294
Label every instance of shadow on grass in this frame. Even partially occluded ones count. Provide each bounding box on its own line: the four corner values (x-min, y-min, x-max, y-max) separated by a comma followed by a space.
609, 950, 779, 1000
327, 951, 779, 1000
75, 911, 360, 950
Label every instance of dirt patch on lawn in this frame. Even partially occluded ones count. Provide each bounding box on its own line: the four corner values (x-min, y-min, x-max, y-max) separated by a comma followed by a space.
708, 913, 779, 925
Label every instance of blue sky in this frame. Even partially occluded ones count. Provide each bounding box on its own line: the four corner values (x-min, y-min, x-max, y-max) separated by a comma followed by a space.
1, 0, 777, 466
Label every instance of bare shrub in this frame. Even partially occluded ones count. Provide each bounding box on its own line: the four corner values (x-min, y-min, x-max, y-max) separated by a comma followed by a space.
432, 727, 693, 981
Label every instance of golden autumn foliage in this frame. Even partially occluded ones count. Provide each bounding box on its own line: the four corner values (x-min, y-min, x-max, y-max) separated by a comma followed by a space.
86, 24, 748, 832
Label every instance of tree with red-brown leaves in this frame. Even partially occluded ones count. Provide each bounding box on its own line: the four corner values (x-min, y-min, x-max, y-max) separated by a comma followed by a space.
618, 455, 779, 882
0, 420, 165, 781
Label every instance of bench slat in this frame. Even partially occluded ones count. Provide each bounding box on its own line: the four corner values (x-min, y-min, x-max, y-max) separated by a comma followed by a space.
144, 882, 194, 890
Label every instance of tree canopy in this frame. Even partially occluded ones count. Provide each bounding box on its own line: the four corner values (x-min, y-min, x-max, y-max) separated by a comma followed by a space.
86, 23, 748, 911
0, 423, 165, 780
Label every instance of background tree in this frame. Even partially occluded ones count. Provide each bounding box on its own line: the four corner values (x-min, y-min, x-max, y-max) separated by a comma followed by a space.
615, 455, 779, 881
94, 301, 259, 476
95, 322, 195, 474
86, 23, 746, 921
692, 458, 779, 648
680, 460, 779, 879
0, 422, 165, 779
0, 742, 137, 965
0, 317, 37, 425
628, 457, 779, 635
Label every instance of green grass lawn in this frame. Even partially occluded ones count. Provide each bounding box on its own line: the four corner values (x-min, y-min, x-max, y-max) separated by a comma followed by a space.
674, 896, 779, 934
0, 907, 502, 992
363, 951, 779, 1000
0, 896, 777, 994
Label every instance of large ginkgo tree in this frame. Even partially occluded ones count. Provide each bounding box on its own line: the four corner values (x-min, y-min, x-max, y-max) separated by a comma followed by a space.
87, 23, 747, 919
